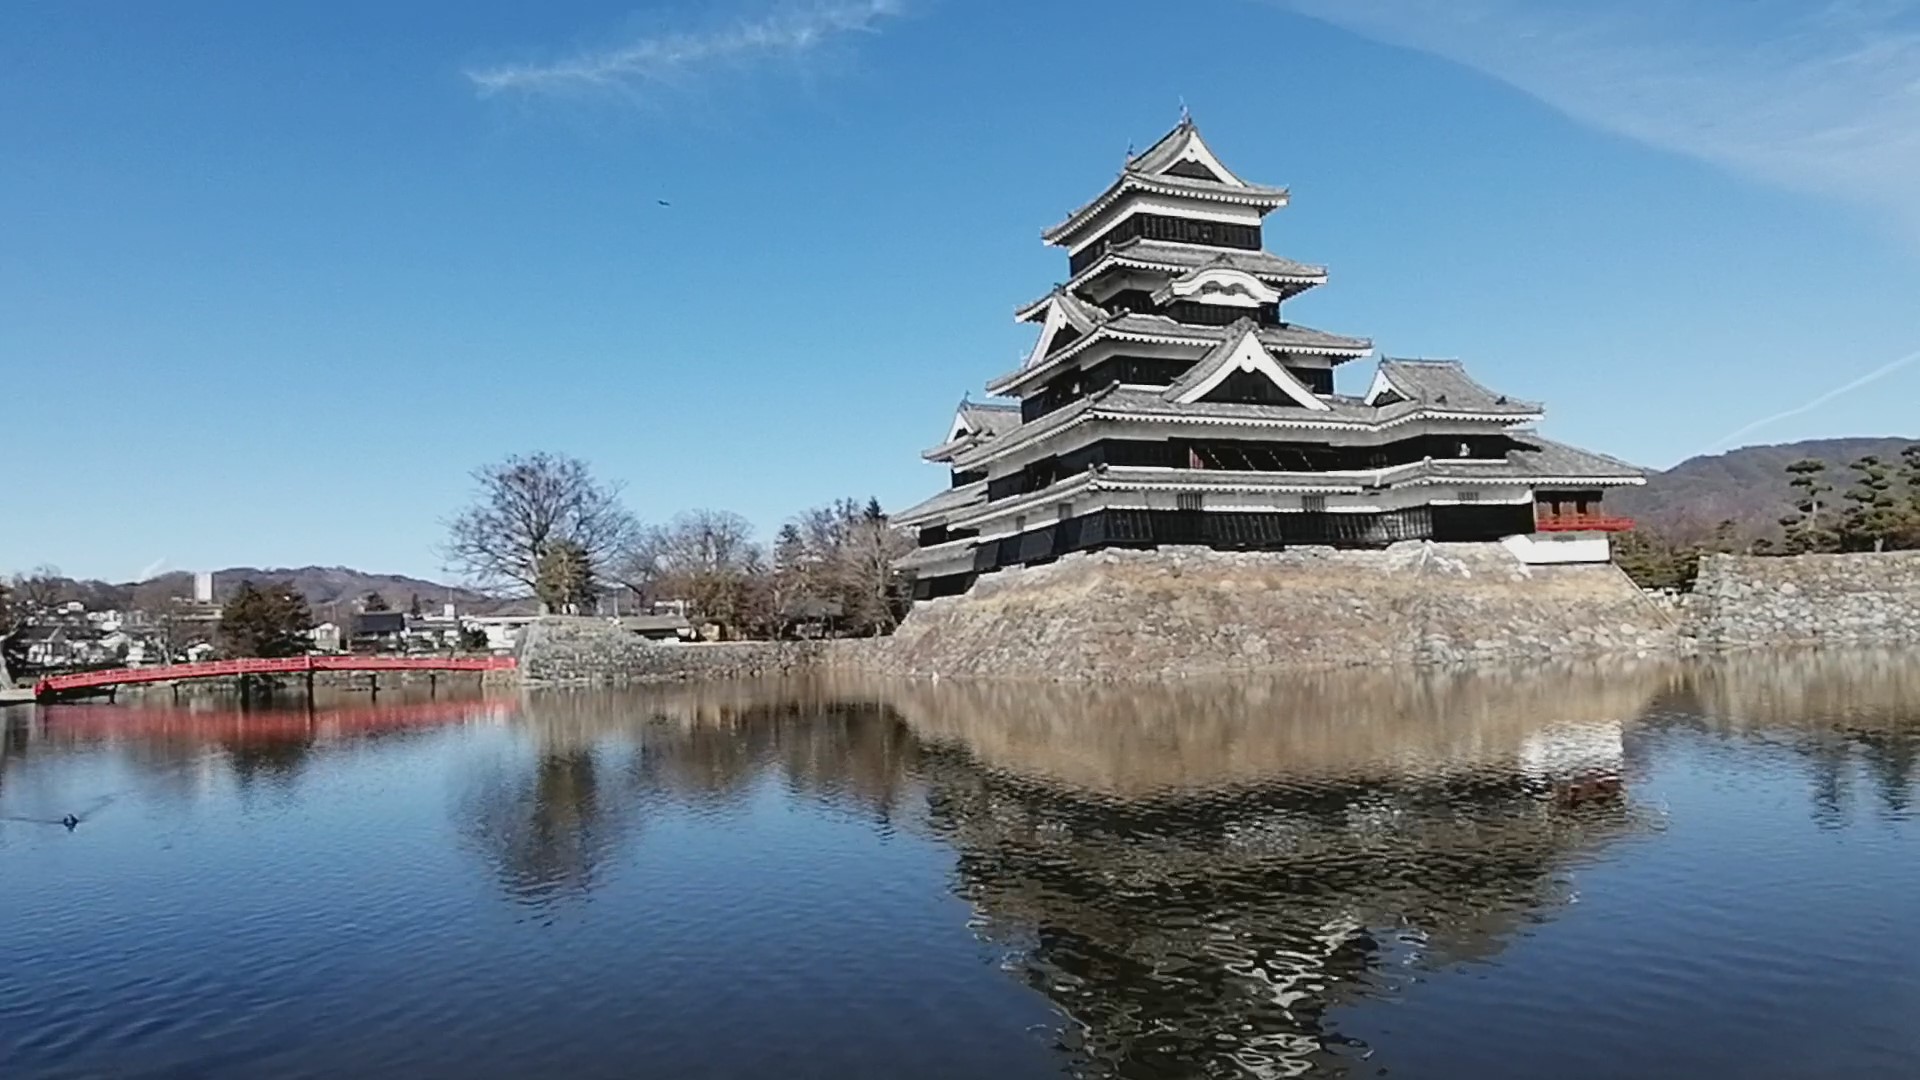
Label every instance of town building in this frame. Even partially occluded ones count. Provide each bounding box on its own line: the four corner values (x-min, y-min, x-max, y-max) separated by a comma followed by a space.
896, 118, 1643, 599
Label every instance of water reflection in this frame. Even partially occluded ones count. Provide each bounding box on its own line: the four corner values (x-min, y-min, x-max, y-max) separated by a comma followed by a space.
854, 666, 1663, 1078
2, 655, 1917, 1078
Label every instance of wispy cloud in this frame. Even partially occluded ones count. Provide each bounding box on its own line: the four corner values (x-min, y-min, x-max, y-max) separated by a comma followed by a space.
1701, 346, 1920, 452
1271, 0, 1920, 228
469, 0, 907, 101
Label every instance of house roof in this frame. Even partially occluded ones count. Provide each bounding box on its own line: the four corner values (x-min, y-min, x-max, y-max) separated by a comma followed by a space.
894, 535, 981, 573
1155, 320, 1330, 411
351, 611, 407, 634
1015, 241, 1329, 322
1424, 436, 1644, 483
924, 401, 1023, 461
620, 614, 692, 633
949, 381, 1550, 471
989, 312, 1372, 395
893, 480, 989, 528
957, 400, 1022, 435
1373, 359, 1542, 413
1044, 120, 1291, 245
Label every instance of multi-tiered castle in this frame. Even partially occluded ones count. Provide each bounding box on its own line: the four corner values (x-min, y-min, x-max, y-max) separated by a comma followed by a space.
897, 119, 1642, 600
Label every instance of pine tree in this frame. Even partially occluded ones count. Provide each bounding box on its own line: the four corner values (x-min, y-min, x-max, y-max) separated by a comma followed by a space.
407, 592, 423, 618
218, 580, 314, 658
1781, 458, 1837, 554
535, 540, 597, 614
362, 591, 390, 612
1902, 444, 1920, 546
1840, 455, 1905, 552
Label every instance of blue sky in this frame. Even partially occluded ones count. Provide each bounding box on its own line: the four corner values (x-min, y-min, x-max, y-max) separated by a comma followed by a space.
5, 0, 1918, 583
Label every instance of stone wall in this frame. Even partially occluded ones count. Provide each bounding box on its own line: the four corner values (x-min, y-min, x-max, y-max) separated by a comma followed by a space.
517, 617, 829, 685
871, 542, 1679, 680
1686, 551, 1920, 648
518, 549, 1920, 683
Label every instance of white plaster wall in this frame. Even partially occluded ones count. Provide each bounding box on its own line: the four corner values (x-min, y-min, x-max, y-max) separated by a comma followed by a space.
1501, 533, 1612, 565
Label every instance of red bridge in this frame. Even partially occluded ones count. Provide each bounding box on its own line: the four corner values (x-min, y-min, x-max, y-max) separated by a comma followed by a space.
33, 655, 516, 701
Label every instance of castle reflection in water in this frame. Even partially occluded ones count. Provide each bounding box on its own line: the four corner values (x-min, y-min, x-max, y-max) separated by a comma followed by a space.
5, 652, 1917, 1078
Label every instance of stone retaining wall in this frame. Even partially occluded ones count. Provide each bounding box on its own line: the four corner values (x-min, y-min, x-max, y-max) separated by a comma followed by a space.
1686, 551, 1920, 648
518, 547, 1920, 683
517, 617, 829, 685
870, 542, 1679, 679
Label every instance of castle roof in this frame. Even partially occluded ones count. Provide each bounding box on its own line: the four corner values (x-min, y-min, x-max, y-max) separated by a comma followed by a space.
1043, 119, 1291, 246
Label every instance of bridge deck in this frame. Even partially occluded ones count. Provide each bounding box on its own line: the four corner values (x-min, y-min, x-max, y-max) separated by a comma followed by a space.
34, 655, 516, 700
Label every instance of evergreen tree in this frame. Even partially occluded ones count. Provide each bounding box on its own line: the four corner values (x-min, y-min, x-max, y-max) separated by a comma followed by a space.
1781, 458, 1838, 554
1903, 444, 1920, 543
407, 592, 423, 618
1840, 455, 1905, 552
219, 580, 314, 658
362, 591, 391, 612
535, 540, 597, 614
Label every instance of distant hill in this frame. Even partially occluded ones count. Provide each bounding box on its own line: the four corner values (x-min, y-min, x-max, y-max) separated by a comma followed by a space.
18, 566, 500, 615
1613, 437, 1918, 540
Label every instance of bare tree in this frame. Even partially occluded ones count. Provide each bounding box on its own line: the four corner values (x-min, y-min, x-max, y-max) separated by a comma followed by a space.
842, 499, 914, 635
788, 498, 914, 636
10, 565, 67, 612
0, 579, 16, 689
132, 577, 203, 663
637, 510, 766, 638
444, 452, 639, 597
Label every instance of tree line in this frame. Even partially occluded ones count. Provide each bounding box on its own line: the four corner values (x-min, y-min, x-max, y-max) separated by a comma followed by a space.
1616, 445, 1920, 591
443, 451, 914, 639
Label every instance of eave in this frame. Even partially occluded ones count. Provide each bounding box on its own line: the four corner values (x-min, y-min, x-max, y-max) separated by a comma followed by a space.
1043, 174, 1291, 247
950, 403, 1545, 471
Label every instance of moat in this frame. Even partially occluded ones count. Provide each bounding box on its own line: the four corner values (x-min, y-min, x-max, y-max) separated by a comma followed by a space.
3, 654, 1918, 1079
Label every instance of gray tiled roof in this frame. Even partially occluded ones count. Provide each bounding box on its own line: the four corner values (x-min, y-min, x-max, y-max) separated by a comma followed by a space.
1018, 242, 1329, 320
1046, 172, 1291, 244
894, 535, 980, 572
1090, 467, 1367, 491
1126, 117, 1207, 176
958, 400, 1021, 437
1374, 360, 1540, 413
991, 313, 1370, 393
1158, 321, 1326, 403
1098, 238, 1326, 281
893, 481, 988, 527
1045, 123, 1293, 243
1425, 436, 1644, 482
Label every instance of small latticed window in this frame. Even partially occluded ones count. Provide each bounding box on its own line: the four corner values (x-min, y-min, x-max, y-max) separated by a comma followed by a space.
1457, 489, 1481, 504
1176, 492, 1205, 512
1302, 494, 1328, 513
1057, 503, 1072, 522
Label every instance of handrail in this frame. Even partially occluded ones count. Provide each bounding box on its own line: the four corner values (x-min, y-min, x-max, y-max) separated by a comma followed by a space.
1535, 514, 1636, 533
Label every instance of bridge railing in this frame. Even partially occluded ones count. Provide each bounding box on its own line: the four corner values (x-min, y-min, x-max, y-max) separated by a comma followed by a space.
33, 654, 517, 699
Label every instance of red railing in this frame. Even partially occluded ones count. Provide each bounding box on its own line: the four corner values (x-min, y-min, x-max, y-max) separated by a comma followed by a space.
1535, 513, 1636, 533
33, 654, 516, 700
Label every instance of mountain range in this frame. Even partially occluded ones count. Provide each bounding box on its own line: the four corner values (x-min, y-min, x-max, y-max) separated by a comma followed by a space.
1612, 436, 1918, 540
19, 566, 502, 616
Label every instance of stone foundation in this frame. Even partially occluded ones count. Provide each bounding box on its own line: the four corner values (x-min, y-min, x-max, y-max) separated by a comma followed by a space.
873, 542, 1679, 679
516, 546, 1920, 684
1686, 551, 1920, 648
